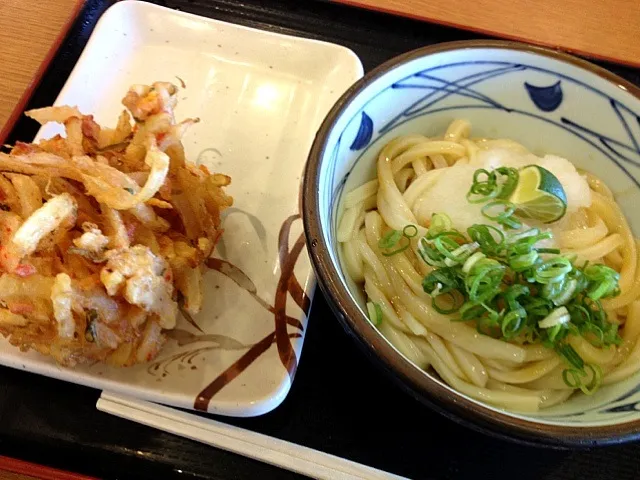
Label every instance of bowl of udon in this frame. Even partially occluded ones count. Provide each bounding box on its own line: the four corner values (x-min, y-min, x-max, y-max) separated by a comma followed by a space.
303, 40, 640, 446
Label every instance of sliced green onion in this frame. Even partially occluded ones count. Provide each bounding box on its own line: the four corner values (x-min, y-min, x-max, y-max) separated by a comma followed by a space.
564, 363, 604, 395
588, 279, 619, 300
459, 301, 486, 321
431, 290, 465, 314
579, 364, 603, 395
409, 205, 622, 387
466, 258, 505, 303
562, 368, 586, 389
541, 280, 563, 302
467, 169, 499, 203
582, 297, 607, 325
556, 343, 585, 370
418, 236, 446, 267
481, 201, 522, 229
379, 224, 418, 256
444, 242, 479, 267
501, 308, 526, 339
403, 224, 418, 238
581, 322, 605, 347
432, 235, 461, 260
423, 268, 465, 314
509, 251, 539, 271
584, 264, 620, 299
378, 229, 403, 249
584, 264, 619, 281
534, 257, 573, 284
506, 228, 540, 243
603, 323, 622, 346
475, 306, 503, 336
538, 306, 570, 328
422, 268, 461, 295
502, 284, 530, 337
549, 278, 578, 306
467, 224, 504, 255
466, 167, 519, 204
366, 302, 383, 326
462, 251, 486, 274
566, 303, 590, 325
508, 230, 553, 254
430, 282, 444, 297
381, 244, 410, 257
504, 284, 529, 302
428, 213, 452, 238
522, 296, 553, 318
546, 323, 565, 343
419, 231, 468, 266
536, 248, 561, 254
494, 167, 520, 199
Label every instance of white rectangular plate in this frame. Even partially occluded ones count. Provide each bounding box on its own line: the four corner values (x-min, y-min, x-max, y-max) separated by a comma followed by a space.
1, 0, 362, 416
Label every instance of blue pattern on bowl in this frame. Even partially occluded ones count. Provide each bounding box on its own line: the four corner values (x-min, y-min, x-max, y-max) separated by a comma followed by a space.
349, 112, 374, 150
524, 80, 563, 112
316, 47, 640, 428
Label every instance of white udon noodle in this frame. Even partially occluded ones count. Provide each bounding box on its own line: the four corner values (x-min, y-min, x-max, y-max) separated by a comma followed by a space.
337, 119, 640, 412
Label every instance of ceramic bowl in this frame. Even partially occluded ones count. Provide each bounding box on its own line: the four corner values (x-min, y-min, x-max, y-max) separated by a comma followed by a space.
303, 40, 640, 446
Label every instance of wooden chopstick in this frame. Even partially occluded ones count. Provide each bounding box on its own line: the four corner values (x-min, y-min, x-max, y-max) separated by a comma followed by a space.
97, 392, 407, 480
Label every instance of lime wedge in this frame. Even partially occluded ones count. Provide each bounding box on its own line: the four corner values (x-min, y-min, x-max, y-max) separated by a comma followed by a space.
509, 165, 567, 223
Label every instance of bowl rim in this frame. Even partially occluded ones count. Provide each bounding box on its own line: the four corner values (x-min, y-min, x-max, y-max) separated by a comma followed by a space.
302, 39, 640, 447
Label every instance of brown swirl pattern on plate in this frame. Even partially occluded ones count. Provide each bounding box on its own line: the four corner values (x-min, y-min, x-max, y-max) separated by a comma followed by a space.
145, 213, 310, 411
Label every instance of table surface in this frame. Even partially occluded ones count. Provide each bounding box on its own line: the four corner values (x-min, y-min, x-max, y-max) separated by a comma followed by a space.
0, 0, 84, 142
332, 0, 640, 68
3, 0, 640, 479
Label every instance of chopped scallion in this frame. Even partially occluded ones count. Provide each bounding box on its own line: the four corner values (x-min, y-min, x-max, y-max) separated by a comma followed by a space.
366, 302, 383, 326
